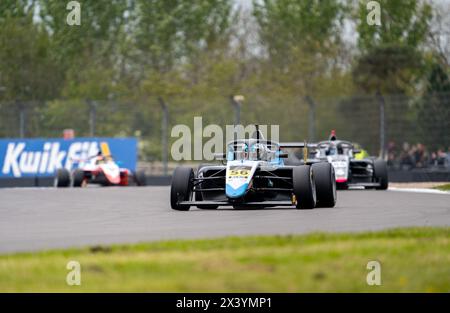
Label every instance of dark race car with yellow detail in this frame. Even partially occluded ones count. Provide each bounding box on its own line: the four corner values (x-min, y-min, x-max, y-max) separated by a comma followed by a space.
285, 131, 388, 190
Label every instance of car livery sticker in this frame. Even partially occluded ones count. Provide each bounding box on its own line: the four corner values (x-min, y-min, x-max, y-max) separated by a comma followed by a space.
225, 161, 258, 198
327, 155, 349, 183
100, 162, 121, 184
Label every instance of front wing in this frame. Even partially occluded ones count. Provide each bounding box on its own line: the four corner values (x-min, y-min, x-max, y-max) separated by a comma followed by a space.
346, 182, 381, 188
179, 200, 294, 207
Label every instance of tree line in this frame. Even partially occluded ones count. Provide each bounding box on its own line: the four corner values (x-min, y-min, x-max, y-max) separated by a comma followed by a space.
0, 0, 448, 159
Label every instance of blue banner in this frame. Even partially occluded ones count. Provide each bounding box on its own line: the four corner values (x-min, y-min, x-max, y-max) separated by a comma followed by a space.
0, 137, 137, 178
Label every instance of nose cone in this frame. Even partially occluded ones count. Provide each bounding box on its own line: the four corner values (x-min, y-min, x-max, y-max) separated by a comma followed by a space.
226, 183, 248, 198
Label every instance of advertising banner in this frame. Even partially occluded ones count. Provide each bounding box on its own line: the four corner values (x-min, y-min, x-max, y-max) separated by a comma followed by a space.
0, 138, 137, 178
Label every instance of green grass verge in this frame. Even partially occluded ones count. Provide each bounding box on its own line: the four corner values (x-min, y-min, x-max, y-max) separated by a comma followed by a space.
434, 183, 450, 191
0, 227, 449, 292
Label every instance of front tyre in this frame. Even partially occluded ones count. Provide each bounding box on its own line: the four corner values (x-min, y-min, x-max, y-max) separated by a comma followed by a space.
54, 168, 70, 187
293, 165, 316, 209
170, 167, 194, 211
374, 160, 388, 190
312, 163, 337, 208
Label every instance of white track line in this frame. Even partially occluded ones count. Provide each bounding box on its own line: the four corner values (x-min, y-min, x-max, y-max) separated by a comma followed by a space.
388, 187, 450, 195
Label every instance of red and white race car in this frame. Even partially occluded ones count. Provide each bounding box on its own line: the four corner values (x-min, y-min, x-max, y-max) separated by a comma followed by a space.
54, 143, 145, 187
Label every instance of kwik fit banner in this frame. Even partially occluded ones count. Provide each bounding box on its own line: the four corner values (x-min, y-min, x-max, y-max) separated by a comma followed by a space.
0, 138, 137, 178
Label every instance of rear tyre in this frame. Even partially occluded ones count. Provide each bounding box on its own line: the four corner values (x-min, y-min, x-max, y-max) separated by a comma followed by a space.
293, 165, 316, 209
312, 163, 337, 208
374, 160, 388, 190
72, 169, 85, 187
134, 170, 147, 186
54, 168, 70, 187
170, 167, 194, 211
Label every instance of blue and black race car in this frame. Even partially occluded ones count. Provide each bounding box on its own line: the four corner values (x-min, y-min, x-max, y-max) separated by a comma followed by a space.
170, 129, 336, 210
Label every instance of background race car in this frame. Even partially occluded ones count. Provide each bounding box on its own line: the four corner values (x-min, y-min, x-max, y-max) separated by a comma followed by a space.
54, 142, 146, 187
283, 131, 388, 190
310, 131, 388, 189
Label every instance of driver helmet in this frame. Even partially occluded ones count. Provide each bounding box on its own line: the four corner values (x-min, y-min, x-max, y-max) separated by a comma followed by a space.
250, 143, 267, 159
240, 143, 249, 160
96, 150, 106, 163
326, 142, 337, 155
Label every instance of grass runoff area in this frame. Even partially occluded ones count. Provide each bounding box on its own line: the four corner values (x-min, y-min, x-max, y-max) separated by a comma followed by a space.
434, 184, 450, 191
0, 227, 448, 292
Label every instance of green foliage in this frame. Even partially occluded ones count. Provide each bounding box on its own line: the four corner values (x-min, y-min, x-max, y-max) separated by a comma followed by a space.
356, 0, 432, 51
38, 0, 130, 65
0, 0, 36, 19
348, 1, 436, 152
250, 0, 350, 141
135, 0, 233, 71
352, 44, 425, 94
0, 227, 449, 292
0, 11, 58, 101
434, 184, 450, 191
353, 0, 432, 95
0, 0, 446, 159
253, 0, 345, 64
417, 63, 450, 150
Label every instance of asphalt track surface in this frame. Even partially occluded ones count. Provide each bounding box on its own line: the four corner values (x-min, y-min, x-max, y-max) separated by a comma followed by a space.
0, 187, 449, 254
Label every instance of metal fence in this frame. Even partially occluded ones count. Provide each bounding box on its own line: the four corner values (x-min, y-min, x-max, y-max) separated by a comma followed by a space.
1, 92, 449, 172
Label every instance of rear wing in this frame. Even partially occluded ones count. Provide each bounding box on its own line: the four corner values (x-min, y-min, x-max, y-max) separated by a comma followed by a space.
70, 141, 114, 164
279, 142, 317, 149
316, 140, 354, 148
279, 142, 318, 162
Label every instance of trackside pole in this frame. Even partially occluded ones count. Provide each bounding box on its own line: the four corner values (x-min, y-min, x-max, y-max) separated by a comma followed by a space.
88, 99, 96, 137
159, 97, 169, 176
18, 101, 26, 138
305, 95, 316, 142
376, 91, 386, 160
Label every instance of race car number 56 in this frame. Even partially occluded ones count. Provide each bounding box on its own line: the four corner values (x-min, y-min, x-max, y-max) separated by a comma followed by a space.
228, 170, 250, 177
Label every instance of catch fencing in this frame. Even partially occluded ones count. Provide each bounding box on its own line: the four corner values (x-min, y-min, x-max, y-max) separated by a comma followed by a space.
1, 92, 449, 174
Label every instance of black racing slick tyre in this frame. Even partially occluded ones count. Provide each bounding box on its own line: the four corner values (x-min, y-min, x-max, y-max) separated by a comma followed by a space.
72, 169, 85, 187
312, 162, 337, 208
293, 165, 316, 209
134, 170, 147, 186
170, 167, 194, 211
374, 160, 388, 190
54, 168, 70, 187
